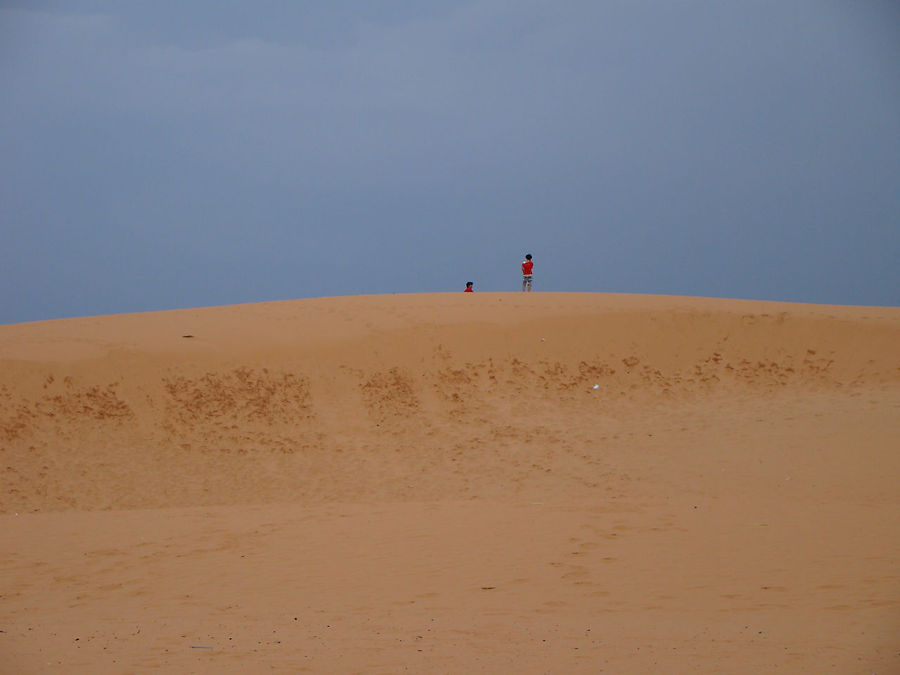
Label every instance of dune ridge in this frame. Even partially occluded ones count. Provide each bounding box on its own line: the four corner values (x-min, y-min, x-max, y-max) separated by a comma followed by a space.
1, 293, 898, 673
1, 293, 897, 513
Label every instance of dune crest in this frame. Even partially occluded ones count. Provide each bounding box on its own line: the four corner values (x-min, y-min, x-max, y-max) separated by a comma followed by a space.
1, 293, 896, 513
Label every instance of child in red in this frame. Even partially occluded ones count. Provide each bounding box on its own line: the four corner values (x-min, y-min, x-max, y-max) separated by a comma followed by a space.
464, 281, 474, 292
521, 254, 534, 292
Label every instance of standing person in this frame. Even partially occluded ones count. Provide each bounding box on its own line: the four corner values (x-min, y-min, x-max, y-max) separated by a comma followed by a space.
464, 281, 474, 292
521, 254, 534, 292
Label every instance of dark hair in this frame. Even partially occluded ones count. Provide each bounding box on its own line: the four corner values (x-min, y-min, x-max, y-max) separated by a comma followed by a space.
525, 254, 532, 260
466, 281, 473, 286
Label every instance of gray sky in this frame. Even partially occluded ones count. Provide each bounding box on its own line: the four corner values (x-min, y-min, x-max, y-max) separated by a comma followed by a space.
1, 0, 898, 324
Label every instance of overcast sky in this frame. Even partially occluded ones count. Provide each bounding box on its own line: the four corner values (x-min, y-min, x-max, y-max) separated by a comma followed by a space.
1, 1, 898, 324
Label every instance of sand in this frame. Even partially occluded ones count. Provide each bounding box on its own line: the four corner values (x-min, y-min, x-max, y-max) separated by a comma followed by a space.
1, 292, 898, 673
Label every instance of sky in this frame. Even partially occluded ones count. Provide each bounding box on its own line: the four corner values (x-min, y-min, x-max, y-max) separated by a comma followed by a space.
1, 0, 898, 324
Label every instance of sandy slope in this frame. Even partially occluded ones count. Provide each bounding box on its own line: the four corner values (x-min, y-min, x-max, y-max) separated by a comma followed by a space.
1, 292, 898, 673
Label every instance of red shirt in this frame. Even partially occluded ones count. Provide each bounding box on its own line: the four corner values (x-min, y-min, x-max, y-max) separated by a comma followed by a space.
464, 287, 473, 292
522, 260, 534, 275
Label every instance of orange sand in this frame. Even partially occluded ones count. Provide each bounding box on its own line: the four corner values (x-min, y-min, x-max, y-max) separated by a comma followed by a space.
1, 292, 898, 673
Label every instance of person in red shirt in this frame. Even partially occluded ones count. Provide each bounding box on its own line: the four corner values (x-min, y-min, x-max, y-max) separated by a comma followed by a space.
464, 281, 474, 292
521, 254, 534, 292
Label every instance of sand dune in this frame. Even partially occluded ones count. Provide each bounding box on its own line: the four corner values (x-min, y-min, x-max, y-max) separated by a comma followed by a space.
1, 293, 898, 673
